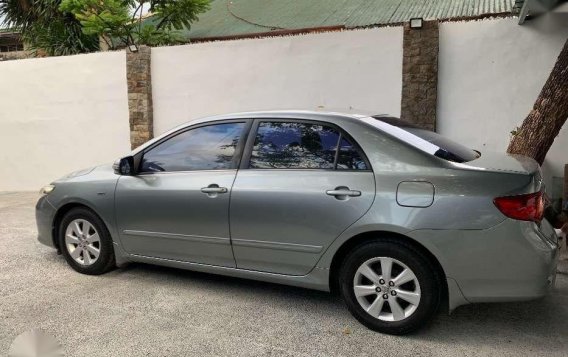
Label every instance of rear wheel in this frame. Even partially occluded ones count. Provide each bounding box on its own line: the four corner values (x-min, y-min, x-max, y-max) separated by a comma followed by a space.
58, 208, 115, 275
339, 239, 441, 335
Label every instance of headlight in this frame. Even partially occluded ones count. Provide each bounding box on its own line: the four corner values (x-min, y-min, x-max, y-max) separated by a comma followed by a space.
39, 185, 55, 195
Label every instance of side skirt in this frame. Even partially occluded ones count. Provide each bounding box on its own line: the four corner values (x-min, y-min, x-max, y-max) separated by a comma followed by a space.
126, 253, 331, 292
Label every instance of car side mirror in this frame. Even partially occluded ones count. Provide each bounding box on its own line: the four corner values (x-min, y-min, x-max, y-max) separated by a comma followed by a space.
113, 156, 135, 176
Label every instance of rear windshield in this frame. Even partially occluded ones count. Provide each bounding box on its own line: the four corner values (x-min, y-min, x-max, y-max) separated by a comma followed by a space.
372, 116, 480, 163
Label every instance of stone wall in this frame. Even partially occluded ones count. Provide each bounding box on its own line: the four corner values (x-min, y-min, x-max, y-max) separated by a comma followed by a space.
400, 21, 439, 131
126, 46, 154, 149
0, 50, 31, 61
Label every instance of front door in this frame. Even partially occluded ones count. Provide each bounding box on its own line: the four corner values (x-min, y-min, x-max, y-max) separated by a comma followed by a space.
115, 121, 248, 267
230, 120, 375, 275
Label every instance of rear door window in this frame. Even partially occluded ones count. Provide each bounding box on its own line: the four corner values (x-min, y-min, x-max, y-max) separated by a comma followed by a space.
249, 121, 368, 170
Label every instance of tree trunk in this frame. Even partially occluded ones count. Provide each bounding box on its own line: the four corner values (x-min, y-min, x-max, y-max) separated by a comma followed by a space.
17, 0, 31, 12
507, 38, 568, 165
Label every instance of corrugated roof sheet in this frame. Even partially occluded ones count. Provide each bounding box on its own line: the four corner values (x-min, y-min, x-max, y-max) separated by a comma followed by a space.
181, 0, 514, 39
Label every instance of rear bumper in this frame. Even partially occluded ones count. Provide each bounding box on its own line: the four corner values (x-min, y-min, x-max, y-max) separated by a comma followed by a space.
409, 218, 559, 306
36, 195, 57, 248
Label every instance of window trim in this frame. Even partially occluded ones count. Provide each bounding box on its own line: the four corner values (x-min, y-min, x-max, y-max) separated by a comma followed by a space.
239, 118, 372, 172
136, 119, 253, 174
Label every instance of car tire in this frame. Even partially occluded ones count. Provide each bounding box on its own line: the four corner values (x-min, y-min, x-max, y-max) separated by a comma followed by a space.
58, 207, 115, 275
339, 238, 441, 335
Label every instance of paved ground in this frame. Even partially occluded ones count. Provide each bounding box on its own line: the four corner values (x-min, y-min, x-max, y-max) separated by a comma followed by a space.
1, 192, 568, 357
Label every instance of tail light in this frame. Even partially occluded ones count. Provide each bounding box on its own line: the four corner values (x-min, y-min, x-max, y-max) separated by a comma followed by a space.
493, 191, 544, 222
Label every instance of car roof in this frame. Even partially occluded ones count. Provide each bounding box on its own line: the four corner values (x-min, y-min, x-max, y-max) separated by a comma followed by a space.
190, 109, 383, 122
132, 109, 390, 155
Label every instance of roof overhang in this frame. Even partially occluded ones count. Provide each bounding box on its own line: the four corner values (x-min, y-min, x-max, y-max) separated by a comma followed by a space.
517, 0, 563, 24
0, 31, 21, 45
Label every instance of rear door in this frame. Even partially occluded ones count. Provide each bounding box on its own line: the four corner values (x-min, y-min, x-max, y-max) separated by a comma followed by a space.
230, 119, 376, 275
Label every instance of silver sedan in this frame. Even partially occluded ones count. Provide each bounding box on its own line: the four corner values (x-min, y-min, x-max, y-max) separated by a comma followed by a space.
36, 110, 559, 334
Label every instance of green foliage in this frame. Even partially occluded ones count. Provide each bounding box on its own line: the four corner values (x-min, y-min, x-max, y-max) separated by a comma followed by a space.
150, 0, 210, 31
0, 0, 209, 55
510, 126, 520, 138
60, 0, 210, 49
0, 0, 99, 55
21, 15, 99, 56
59, 0, 131, 48
137, 24, 184, 46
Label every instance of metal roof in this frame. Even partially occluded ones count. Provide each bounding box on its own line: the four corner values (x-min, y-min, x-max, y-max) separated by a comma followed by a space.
181, 0, 515, 39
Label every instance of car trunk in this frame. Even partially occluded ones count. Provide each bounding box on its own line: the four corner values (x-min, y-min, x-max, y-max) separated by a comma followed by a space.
455, 151, 543, 195
458, 151, 541, 176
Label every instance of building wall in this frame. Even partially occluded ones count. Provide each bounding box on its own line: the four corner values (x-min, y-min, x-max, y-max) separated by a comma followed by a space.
151, 27, 404, 135
0, 52, 130, 191
438, 14, 568, 190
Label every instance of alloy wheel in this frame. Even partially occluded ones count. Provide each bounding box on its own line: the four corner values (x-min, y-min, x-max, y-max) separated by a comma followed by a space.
64, 219, 101, 266
353, 257, 421, 322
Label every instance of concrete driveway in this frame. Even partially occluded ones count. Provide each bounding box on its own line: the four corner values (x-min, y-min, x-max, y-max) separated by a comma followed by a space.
1, 192, 567, 357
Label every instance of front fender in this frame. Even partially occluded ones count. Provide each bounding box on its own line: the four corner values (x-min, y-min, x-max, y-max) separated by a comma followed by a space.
47, 180, 121, 248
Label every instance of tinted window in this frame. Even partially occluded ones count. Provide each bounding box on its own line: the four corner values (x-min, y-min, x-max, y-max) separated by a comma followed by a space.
141, 122, 245, 172
373, 116, 479, 163
337, 137, 368, 170
249, 121, 367, 170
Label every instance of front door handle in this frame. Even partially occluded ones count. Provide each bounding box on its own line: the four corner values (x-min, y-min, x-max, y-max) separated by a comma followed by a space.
326, 186, 362, 200
201, 184, 228, 196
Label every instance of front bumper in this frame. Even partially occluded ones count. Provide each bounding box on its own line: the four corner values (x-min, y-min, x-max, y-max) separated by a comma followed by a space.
409, 218, 559, 305
36, 195, 57, 248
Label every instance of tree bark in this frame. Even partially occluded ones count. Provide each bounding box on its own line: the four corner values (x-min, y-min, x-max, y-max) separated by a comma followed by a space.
507, 38, 568, 165
17, 0, 31, 12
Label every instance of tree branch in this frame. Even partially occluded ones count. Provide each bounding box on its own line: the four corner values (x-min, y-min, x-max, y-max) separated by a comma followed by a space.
130, 1, 143, 24
92, 12, 130, 48
156, 13, 173, 30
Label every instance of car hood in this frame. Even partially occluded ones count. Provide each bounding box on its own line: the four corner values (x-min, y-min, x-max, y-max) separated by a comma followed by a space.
54, 163, 115, 183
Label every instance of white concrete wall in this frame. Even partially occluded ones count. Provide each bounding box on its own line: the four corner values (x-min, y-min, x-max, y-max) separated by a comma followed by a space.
0, 52, 130, 191
3, 16, 568, 192
438, 13, 568, 191
151, 27, 404, 135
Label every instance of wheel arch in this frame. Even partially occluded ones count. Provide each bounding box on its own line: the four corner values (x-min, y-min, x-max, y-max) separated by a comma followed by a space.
328, 230, 448, 310
52, 202, 100, 251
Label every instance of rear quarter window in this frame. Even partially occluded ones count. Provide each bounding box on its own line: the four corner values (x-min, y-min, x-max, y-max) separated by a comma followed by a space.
372, 116, 480, 163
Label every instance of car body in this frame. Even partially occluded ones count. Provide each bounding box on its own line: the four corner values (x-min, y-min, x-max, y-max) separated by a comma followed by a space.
36, 110, 559, 334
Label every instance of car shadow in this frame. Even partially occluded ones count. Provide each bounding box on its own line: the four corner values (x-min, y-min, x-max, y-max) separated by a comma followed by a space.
110, 260, 567, 346
116, 262, 338, 303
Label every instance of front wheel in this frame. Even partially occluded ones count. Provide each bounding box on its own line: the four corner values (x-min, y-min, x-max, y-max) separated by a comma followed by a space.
339, 239, 441, 335
58, 207, 115, 275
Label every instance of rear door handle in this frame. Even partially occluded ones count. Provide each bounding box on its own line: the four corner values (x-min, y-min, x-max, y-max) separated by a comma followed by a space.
326, 187, 361, 198
326, 190, 361, 197
201, 187, 228, 193
201, 184, 228, 196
